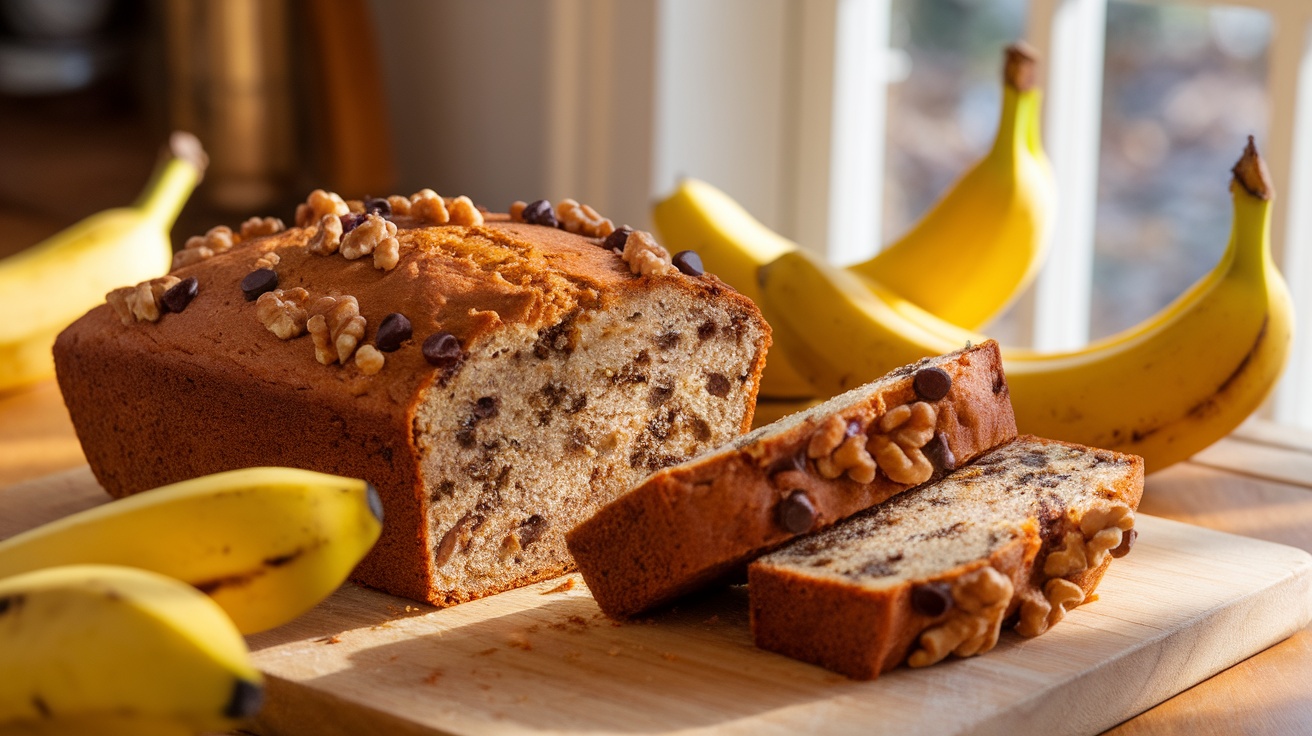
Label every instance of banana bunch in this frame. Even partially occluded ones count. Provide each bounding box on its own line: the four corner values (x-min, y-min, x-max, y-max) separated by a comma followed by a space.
0, 132, 207, 393
758, 138, 1292, 473
0, 467, 384, 734
654, 43, 1055, 398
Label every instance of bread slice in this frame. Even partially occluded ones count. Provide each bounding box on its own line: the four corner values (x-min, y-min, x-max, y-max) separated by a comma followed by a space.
54, 208, 769, 606
749, 436, 1144, 679
567, 341, 1017, 618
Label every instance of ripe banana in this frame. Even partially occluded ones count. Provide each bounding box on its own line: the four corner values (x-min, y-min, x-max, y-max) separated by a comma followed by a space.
0, 564, 262, 735
847, 42, 1056, 329
759, 138, 1293, 473
0, 467, 383, 634
0, 132, 206, 392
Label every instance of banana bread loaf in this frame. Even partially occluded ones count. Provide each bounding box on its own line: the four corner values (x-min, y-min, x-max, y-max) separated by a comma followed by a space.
567, 341, 1017, 618
53, 192, 770, 606
749, 436, 1143, 679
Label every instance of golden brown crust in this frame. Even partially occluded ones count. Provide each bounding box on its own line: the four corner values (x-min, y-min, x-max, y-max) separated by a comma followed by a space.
566, 342, 1016, 618
53, 214, 767, 603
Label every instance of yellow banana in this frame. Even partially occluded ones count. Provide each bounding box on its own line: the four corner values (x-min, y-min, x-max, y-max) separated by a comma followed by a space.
759, 138, 1293, 473
0, 564, 262, 735
847, 43, 1056, 329
0, 132, 206, 392
0, 467, 383, 634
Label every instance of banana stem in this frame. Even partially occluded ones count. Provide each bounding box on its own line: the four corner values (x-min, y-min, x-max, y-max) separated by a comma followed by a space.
135, 133, 207, 230
1227, 137, 1276, 279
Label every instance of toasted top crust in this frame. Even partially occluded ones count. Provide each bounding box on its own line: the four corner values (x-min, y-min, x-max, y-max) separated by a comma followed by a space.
55, 215, 762, 418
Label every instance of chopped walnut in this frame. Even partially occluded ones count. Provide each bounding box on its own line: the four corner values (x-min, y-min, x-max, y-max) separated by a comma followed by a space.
388, 195, 413, 217
240, 216, 286, 240
622, 230, 674, 276
254, 251, 281, 270
556, 198, 614, 237
106, 276, 182, 325
410, 189, 449, 224
306, 294, 367, 365
340, 214, 399, 268
355, 344, 385, 375
447, 195, 484, 226
295, 189, 349, 227
509, 200, 527, 222
172, 225, 236, 270
908, 566, 1012, 667
256, 288, 310, 339
1017, 578, 1086, 637
806, 415, 876, 483
867, 401, 938, 485
308, 214, 344, 256
1045, 503, 1135, 577
346, 199, 366, 214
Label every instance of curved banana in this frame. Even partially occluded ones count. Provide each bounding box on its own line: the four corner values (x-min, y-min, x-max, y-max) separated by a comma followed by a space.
0, 467, 383, 634
847, 42, 1056, 329
0, 132, 206, 392
760, 138, 1293, 473
0, 564, 262, 735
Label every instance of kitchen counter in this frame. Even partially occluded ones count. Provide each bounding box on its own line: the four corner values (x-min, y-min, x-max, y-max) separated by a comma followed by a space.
2, 383, 1309, 735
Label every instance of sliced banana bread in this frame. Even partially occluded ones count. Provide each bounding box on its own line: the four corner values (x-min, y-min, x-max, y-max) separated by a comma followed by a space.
749, 435, 1144, 679
567, 341, 1017, 618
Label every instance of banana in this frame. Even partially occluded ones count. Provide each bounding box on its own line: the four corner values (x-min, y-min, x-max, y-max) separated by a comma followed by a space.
653, 178, 815, 398
760, 138, 1293, 473
0, 132, 207, 392
847, 42, 1055, 329
0, 564, 262, 735
0, 467, 383, 634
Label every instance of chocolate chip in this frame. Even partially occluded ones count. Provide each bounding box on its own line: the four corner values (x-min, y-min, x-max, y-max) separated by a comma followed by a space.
913, 367, 952, 402
160, 276, 198, 314
364, 197, 391, 217
776, 490, 817, 534
910, 582, 953, 617
1110, 528, 1137, 558
339, 212, 367, 233
603, 226, 633, 252
706, 373, 731, 397
768, 449, 807, 477
922, 432, 956, 472
375, 313, 413, 352
473, 396, 500, 420
672, 250, 704, 277
240, 268, 278, 301
423, 332, 463, 367
522, 199, 558, 228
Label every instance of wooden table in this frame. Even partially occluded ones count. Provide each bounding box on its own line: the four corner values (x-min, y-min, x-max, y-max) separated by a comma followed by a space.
2, 383, 1310, 735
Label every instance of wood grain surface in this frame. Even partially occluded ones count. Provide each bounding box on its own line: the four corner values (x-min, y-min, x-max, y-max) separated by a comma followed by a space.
2, 464, 1311, 735
3, 387, 1312, 734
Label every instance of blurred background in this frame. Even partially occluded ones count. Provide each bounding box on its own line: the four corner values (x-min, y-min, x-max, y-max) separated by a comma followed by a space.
0, 0, 1305, 415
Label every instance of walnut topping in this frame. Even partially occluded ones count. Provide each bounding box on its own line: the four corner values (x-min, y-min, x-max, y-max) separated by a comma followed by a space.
807, 416, 876, 483
908, 566, 1012, 668
388, 195, 412, 217
355, 344, 385, 375
447, 195, 484, 226
106, 276, 182, 325
295, 189, 350, 227
1016, 578, 1086, 637
509, 200, 528, 222
622, 230, 675, 276
256, 287, 310, 339
556, 198, 615, 237
240, 216, 286, 240
172, 225, 236, 270
1045, 503, 1135, 577
410, 189, 449, 224
345, 199, 366, 214
306, 294, 367, 365
308, 214, 344, 256
341, 214, 399, 266
868, 401, 938, 485
254, 251, 281, 270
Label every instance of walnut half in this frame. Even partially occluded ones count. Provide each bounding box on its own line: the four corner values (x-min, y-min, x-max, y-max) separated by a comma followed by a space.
106, 276, 182, 325
908, 566, 1013, 667
868, 401, 938, 485
306, 294, 367, 365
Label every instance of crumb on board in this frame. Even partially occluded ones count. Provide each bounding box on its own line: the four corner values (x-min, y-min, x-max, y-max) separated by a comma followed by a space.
543, 577, 578, 595
314, 635, 343, 645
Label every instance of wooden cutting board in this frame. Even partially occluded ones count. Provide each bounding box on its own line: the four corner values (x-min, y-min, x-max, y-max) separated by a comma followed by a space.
3, 467, 1311, 736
